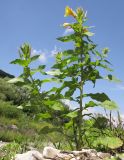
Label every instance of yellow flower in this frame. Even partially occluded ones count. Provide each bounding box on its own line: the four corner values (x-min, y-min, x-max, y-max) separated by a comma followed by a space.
64, 6, 77, 18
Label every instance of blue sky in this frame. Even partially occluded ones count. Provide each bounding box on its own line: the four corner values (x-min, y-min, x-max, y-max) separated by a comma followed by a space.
0, 0, 124, 116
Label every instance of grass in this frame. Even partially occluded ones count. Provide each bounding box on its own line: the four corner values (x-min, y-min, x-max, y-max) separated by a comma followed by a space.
0, 100, 23, 119
0, 142, 21, 160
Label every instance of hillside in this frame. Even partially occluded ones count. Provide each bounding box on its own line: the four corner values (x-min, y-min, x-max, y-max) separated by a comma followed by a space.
0, 69, 14, 78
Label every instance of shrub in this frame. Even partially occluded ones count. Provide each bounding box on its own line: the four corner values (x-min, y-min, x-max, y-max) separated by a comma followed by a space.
0, 100, 23, 119
0, 77, 29, 105
0, 129, 25, 143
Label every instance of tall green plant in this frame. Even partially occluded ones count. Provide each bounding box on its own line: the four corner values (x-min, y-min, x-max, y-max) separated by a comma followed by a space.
9, 44, 48, 116
9, 44, 67, 117
47, 6, 117, 150
9, 7, 121, 151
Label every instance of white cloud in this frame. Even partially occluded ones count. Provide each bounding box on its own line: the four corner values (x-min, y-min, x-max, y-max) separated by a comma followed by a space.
117, 85, 124, 90
51, 46, 58, 56
63, 28, 74, 36
64, 99, 71, 107
31, 45, 62, 63
61, 99, 72, 109
50, 46, 61, 57
112, 84, 124, 91
31, 49, 41, 56
39, 53, 47, 62
31, 49, 47, 63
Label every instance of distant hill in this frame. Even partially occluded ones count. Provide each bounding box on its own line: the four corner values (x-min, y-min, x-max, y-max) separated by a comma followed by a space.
0, 70, 14, 78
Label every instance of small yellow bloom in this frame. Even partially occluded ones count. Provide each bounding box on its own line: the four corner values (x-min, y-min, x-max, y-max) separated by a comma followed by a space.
64, 6, 77, 18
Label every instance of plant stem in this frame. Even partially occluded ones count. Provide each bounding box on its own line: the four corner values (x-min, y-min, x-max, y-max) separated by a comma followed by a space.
77, 52, 84, 150
73, 119, 78, 150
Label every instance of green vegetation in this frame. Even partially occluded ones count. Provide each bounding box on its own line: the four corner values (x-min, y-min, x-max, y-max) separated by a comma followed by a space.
49, 6, 119, 150
0, 6, 124, 159
0, 142, 21, 160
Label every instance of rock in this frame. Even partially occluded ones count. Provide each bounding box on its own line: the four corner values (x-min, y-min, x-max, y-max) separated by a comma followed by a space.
8, 124, 18, 130
71, 150, 85, 156
82, 149, 97, 157
56, 153, 74, 160
15, 146, 112, 160
15, 150, 43, 160
70, 158, 76, 160
49, 148, 102, 160
82, 149, 97, 154
97, 152, 111, 159
43, 146, 60, 159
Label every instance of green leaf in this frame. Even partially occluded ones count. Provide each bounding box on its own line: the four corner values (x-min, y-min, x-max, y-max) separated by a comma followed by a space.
8, 77, 24, 84
50, 102, 64, 111
84, 101, 98, 109
65, 88, 76, 97
31, 55, 40, 62
62, 50, 75, 56
66, 110, 78, 118
57, 34, 75, 42
23, 84, 33, 90
41, 78, 63, 84
93, 136, 123, 149
87, 93, 110, 102
30, 65, 46, 75
105, 74, 121, 83
37, 113, 51, 120
84, 31, 94, 36
20, 43, 31, 59
82, 113, 92, 117
41, 79, 53, 83
46, 69, 62, 76
93, 50, 102, 57
99, 63, 113, 71
38, 65, 46, 70
10, 59, 30, 67
100, 100, 118, 110
103, 59, 112, 65
40, 126, 60, 134
44, 100, 55, 106
64, 120, 73, 129
102, 48, 109, 55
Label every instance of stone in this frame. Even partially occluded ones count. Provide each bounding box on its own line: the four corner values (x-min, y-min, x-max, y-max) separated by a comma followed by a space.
14, 146, 113, 160
43, 146, 60, 159
68, 154, 75, 158
15, 150, 43, 160
56, 153, 74, 160
82, 149, 97, 154
72, 150, 85, 156
82, 149, 97, 157
8, 124, 18, 130
97, 152, 111, 159
70, 158, 76, 160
